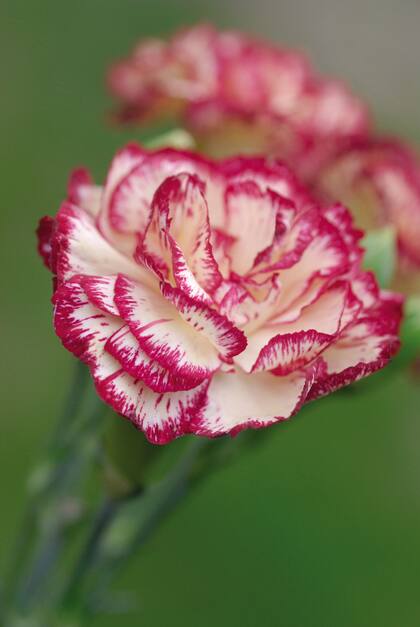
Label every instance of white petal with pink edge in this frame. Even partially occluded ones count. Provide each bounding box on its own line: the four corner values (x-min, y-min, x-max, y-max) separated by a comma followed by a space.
108, 149, 223, 235
162, 282, 247, 359
220, 156, 310, 209
224, 181, 280, 275
96, 144, 146, 254
268, 281, 351, 330
308, 304, 402, 400
53, 279, 203, 395
53, 279, 122, 367
104, 324, 201, 392
253, 207, 349, 279
114, 274, 221, 383
256, 211, 350, 321
80, 275, 119, 316
145, 173, 223, 300
101, 143, 146, 212
192, 367, 312, 437
67, 168, 103, 217
93, 352, 208, 444
236, 283, 359, 373
53, 202, 151, 285
308, 338, 399, 400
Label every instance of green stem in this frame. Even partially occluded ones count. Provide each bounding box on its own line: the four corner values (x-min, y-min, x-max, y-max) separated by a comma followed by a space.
88, 438, 211, 607
16, 528, 61, 612
50, 360, 89, 448
61, 498, 121, 610
2, 362, 89, 613
1, 362, 104, 621
87, 430, 274, 610
1, 505, 36, 614
4, 386, 278, 624
14, 398, 108, 614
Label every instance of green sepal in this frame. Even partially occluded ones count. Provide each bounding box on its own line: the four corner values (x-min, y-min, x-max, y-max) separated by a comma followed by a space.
102, 416, 160, 496
143, 127, 195, 150
362, 226, 397, 288
393, 296, 420, 368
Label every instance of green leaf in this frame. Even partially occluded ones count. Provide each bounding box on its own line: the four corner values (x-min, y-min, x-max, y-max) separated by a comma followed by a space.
144, 128, 195, 150
394, 296, 420, 367
362, 226, 397, 288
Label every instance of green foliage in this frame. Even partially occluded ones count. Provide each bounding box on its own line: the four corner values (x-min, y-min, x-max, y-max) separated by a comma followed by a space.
395, 296, 420, 367
362, 226, 397, 288
145, 128, 195, 150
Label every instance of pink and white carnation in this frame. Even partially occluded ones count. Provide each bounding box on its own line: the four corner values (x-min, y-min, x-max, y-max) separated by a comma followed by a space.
315, 138, 420, 293
108, 24, 369, 180
37, 144, 402, 444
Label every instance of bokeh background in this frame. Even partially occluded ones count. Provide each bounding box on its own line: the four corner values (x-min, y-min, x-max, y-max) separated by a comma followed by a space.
1, 1, 420, 625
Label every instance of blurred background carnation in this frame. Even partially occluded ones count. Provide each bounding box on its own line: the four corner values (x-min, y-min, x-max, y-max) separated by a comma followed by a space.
1, 1, 420, 626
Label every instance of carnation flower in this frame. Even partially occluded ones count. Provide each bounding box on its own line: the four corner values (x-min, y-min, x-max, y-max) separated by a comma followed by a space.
107, 25, 420, 297
108, 24, 369, 180
37, 144, 402, 444
315, 138, 420, 293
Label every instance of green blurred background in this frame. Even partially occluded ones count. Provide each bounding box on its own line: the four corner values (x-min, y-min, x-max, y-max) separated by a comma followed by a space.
1, 1, 420, 625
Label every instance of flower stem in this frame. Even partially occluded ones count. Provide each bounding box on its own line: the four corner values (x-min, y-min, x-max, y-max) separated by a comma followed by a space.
1, 361, 102, 621
50, 360, 90, 448
87, 428, 274, 610
3, 373, 278, 625
86, 438, 213, 609
60, 497, 121, 610
14, 399, 108, 614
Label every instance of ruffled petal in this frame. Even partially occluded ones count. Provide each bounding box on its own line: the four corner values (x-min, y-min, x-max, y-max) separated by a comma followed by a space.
224, 181, 280, 274
80, 274, 119, 316
53, 279, 123, 367
104, 324, 200, 391
114, 274, 221, 383
162, 282, 247, 360
101, 143, 145, 211
53, 279, 204, 396
308, 291, 403, 399
221, 155, 310, 208
252, 206, 349, 277
36, 216, 55, 270
250, 330, 334, 375
235, 282, 352, 373
257, 208, 350, 320
67, 168, 102, 217
316, 138, 420, 268
144, 173, 223, 300
192, 366, 317, 437
104, 147, 219, 236
96, 143, 146, 253
52, 202, 150, 285
94, 353, 209, 444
